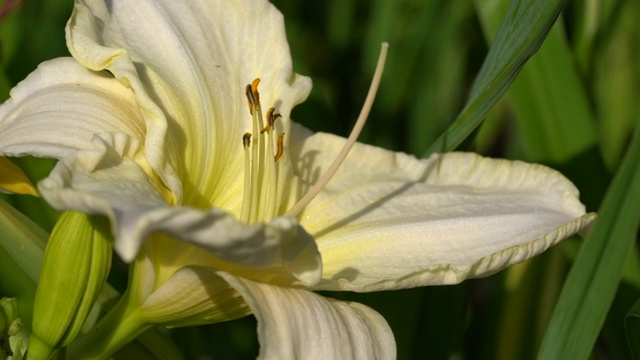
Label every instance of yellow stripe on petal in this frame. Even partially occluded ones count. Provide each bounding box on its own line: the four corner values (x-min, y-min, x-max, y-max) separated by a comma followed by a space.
0, 157, 38, 196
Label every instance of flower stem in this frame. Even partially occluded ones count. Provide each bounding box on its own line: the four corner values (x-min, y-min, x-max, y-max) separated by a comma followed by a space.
67, 292, 149, 360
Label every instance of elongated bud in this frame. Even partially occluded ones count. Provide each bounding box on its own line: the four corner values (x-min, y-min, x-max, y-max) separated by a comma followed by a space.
28, 211, 112, 359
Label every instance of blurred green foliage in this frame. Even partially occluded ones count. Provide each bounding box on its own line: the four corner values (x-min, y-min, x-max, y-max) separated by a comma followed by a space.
1, 0, 638, 359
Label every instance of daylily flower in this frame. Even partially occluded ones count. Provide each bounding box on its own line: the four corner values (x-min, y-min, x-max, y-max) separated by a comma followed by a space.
0, 0, 595, 358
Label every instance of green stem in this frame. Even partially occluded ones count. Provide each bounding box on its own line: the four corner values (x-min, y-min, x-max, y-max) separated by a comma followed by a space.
67, 292, 149, 360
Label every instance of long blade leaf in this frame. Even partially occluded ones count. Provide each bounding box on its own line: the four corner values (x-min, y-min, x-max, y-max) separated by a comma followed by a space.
538, 119, 640, 358
475, 0, 597, 163
426, 0, 568, 155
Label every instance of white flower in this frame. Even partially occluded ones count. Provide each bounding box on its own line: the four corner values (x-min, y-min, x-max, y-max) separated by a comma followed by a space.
0, 0, 595, 358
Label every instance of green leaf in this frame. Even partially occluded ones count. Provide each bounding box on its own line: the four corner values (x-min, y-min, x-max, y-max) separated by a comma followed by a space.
426, 0, 568, 155
571, 0, 622, 73
476, 2, 598, 163
626, 297, 640, 359
0, 198, 47, 330
591, 0, 640, 169
538, 119, 640, 359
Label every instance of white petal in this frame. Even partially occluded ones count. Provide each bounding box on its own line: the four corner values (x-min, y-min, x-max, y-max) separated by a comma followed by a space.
0, 58, 145, 159
39, 134, 321, 285
289, 125, 596, 291
219, 273, 396, 360
67, 0, 311, 209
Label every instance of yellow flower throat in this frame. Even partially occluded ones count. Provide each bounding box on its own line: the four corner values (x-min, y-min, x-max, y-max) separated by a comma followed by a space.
238, 43, 388, 225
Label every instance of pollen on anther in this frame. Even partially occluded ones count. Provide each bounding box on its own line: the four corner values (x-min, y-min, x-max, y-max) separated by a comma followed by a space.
275, 133, 285, 161
251, 78, 261, 105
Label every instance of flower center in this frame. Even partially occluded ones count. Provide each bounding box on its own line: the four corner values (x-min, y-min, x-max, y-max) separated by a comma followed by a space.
239, 79, 286, 224
239, 42, 389, 224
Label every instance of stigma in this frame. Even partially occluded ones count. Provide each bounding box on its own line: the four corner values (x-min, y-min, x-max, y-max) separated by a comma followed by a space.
240, 78, 286, 224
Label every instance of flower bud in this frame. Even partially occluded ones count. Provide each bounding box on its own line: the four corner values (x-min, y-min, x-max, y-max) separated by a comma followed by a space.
1, 297, 27, 360
28, 211, 112, 359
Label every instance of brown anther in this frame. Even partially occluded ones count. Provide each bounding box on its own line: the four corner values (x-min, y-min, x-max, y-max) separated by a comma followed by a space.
245, 78, 262, 114
261, 107, 282, 133
251, 78, 261, 107
242, 132, 252, 149
245, 84, 255, 115
275, 132, 285, 162
269, 107, 281, 127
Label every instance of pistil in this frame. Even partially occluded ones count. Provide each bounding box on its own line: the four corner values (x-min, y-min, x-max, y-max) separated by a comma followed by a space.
286, 42, 389, 217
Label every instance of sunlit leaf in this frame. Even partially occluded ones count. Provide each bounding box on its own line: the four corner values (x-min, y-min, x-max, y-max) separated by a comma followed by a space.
426, 0, 568, 155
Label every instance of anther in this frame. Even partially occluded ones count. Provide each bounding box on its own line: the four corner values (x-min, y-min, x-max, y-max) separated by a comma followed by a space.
243, 132, 252, 149
269, 108, 281, 126
275, 133, 285, 162
245, 78, 262, 114
261, 107, 281, 133
245, 84, 255, 114
251, 78, 261, 107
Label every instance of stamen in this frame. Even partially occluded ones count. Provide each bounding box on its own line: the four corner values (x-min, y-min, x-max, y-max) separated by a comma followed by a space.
286, 42, 389, 217
250, 83, 263, 222
241, 132, 253, 223
275, 133, 285, 162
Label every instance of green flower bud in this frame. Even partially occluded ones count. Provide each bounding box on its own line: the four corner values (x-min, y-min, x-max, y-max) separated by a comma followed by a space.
0, 298, 18, 332
1, 297, 27, 360
28, 212, 112, 360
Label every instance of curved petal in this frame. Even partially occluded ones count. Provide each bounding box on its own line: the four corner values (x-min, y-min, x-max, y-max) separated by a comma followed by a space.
219, 273, 396, 360
138, 265, 250, 327
0, 58, 145, 160
67, 0, 311, 210
39, 133, 321, 285
289, 125, 596, 291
